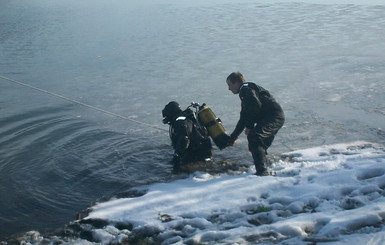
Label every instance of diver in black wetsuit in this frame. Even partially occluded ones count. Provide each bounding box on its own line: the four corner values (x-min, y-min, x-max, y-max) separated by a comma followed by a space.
162, 101, 212, 168
225, 72, 285, 176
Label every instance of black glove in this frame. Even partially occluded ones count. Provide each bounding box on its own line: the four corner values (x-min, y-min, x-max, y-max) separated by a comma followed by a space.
228, 133, 237, 146
172, 153, 182, 167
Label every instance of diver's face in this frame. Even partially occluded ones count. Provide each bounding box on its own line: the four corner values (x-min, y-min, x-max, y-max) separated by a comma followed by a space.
226, 79, 241, 94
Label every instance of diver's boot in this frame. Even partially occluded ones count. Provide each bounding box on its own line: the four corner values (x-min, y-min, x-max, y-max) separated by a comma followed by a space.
251, 146, 268, 176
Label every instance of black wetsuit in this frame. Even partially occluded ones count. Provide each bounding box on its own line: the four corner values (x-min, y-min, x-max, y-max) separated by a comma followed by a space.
170, 110, 212, 166
230, 82, 285, 174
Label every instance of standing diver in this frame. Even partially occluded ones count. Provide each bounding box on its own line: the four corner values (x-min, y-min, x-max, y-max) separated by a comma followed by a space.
162, 101, 212, 169
225, 72, 285, 176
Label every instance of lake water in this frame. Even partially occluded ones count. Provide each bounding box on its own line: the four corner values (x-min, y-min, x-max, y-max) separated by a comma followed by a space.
0, 0, 384, 240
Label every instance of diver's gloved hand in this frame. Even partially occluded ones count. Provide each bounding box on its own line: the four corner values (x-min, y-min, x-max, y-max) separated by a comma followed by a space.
227, 133, 237, 147
220, 134, 235, 149
227, 139, 235, 147
172, 153, 182, 167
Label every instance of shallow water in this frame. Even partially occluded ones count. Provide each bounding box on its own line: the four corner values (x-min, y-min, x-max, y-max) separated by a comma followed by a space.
1, 0, 384, 240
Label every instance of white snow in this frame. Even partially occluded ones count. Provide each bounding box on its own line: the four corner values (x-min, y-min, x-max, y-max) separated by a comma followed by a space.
82, 141, 385, 244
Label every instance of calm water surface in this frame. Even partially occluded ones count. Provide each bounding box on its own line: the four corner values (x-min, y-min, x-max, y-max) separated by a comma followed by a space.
1, 0, 384, 240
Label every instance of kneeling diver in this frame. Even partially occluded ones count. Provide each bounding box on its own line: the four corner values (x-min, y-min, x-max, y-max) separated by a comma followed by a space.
162, 101, 212, 168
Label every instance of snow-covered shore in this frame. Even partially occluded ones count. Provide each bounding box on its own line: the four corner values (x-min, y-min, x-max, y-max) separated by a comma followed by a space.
15, 141, 385, 244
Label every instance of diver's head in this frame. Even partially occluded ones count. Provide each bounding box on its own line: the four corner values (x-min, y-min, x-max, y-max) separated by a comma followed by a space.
162, 101, 182, 124
226, 72, 245, 94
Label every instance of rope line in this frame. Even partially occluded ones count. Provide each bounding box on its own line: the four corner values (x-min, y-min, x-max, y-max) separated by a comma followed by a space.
0, 75, 168, 132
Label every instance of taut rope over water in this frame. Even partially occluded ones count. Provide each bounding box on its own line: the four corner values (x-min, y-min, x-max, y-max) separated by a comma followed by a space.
0, 75, 168, 132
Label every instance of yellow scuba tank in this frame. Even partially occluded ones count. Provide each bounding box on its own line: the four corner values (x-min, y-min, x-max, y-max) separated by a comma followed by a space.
197, 104, 230, 150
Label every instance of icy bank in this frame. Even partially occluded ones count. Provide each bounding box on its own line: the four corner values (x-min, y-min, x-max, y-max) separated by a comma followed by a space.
14, 141, 385, 244
77, 141, 385, 244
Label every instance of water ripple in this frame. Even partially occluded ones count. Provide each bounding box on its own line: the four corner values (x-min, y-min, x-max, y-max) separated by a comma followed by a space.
0, 105, 170, 239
